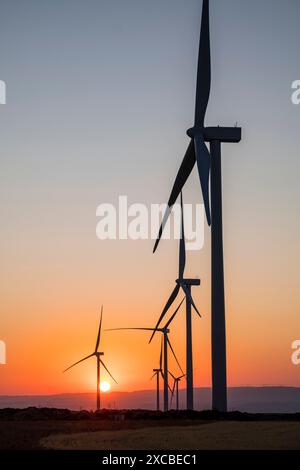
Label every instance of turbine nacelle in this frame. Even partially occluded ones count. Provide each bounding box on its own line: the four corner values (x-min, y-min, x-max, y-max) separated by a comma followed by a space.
187, 126, 241, 143
176, 278, 201, 287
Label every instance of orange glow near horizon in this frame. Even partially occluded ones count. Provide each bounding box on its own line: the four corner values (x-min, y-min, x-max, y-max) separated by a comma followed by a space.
1, 254, 299, 396
0, 185, 300, 396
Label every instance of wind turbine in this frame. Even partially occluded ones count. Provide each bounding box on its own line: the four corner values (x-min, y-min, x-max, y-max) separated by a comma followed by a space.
150, 192, 201, 410
150, 338, 164, 411
63, 307, 117, 411
152, 0, 241, 412
106, 301, 184, 412
169, 371, 186, 411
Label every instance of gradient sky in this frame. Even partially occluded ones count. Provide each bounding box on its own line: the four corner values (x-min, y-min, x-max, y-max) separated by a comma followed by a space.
0, 0, 299, 396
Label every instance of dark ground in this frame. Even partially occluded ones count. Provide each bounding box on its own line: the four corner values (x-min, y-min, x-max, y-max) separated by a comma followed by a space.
0, 408, 299, 450
0, 419, 212, 450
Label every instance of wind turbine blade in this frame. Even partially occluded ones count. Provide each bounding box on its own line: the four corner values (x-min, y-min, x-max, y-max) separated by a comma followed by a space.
149, 284, 180, 343
106, 327, 157, 332
100, 359, 118, 384
63, 353, 94, 373
153, 142, 196, 253
170, 381, 176, 408
180, 283, 202, 318
167, 337, 183, 374
159, 337, 163, 370
153, 0, 211, 251
160, 371, 173, 393
95, 306, 103, 352
165, 297, 185, 329
179, 192, 186, 279
168, 370, 176, 380
194, 133, 211, 225
194, 0, 211, 127
150, 372, 156, 381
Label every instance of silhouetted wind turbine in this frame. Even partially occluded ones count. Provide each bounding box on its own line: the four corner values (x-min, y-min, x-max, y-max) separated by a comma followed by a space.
152, 0, 241, 412
150, 338, 164, 411
106, 302, 184, 412
63, 306, 117, 411
169, 371, 186, 411
150, 192, 201, 410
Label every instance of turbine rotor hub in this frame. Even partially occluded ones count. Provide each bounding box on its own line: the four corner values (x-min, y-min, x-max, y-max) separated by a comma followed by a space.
186, 126, 204, 138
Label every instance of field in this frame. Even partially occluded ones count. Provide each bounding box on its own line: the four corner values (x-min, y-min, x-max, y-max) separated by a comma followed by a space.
0, 409, 300, 450
40, 421, 300, 450
0, 418, 206, 450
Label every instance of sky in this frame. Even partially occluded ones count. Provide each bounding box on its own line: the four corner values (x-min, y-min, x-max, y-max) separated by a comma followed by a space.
0, 0, 299, 397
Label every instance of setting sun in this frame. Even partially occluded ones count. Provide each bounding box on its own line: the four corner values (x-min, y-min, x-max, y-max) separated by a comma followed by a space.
100, 381, 111, 392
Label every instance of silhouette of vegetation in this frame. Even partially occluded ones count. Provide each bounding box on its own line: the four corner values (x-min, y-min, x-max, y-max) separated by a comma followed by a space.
0, 408, 299, 449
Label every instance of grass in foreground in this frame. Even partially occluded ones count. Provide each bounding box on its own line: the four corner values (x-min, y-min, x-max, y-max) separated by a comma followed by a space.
41, 421, 300, 450
0, 419, 207, 450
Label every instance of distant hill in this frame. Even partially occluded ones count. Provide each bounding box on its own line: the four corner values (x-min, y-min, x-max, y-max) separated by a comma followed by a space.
0, 387, 299, 413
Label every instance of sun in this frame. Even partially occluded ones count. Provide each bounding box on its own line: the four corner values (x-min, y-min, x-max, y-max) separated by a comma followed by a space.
100, 381, 111, 392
